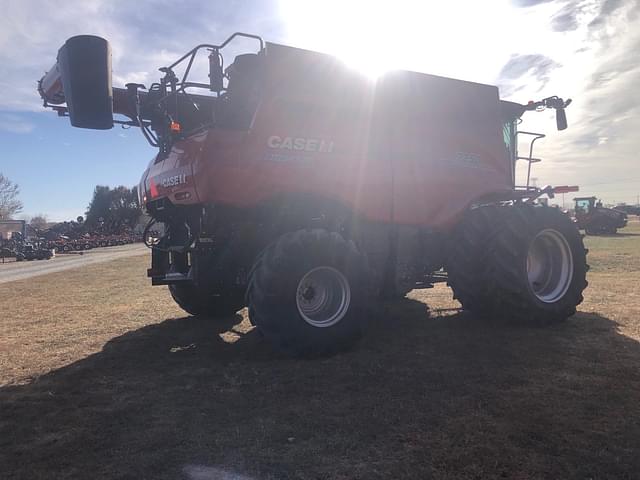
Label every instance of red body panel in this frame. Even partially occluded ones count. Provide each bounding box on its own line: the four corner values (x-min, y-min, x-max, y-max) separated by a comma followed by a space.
142, 43, 513, 230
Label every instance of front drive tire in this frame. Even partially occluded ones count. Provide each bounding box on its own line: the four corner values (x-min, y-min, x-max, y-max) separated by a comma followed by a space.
449, 205, 588, 326
246, 229, 369, 357
484, 205, 588, 325
169, 283, 245, 318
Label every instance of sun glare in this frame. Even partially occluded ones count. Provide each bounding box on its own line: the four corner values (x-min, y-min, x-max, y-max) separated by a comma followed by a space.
279, 0, 395, 77
280, 0, 524, 82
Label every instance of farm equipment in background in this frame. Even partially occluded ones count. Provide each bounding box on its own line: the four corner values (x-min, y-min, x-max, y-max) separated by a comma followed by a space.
36, 219, 140, 253
574, 196, 628, 235
20, 243, 54, 261
1, 218, 140, 260
46, 233, 138, 253
38, 33, 587, 357
0, 240, 54, 262
615, 204, 640, 217
0, 225, 54, 262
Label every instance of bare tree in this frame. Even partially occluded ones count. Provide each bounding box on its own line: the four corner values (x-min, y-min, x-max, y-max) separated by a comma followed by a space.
30, 214, 49, 230
0, 174, 23, 220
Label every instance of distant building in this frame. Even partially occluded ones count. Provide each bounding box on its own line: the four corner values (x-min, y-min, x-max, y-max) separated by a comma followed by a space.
0, 220, 26, 241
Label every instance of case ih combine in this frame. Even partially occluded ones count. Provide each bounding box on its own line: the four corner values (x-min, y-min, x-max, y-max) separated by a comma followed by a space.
39, 34, 588, 356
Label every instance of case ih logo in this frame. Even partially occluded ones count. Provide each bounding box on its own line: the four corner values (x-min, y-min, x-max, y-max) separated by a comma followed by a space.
267, 136, 335, 153
149, 173, 188, 198
160, 173, 187, 188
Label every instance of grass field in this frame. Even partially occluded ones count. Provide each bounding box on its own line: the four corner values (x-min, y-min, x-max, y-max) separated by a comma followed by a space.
1, 222, 639, 479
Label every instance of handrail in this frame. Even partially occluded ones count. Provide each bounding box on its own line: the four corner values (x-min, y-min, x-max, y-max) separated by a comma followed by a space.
140, 32, 264, 153
516, 131, 546, 188
165, 32, 264, 84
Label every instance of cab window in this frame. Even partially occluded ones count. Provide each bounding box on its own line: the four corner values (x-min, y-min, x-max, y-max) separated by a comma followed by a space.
503, 121, 517, 163
575, 199, 591, 213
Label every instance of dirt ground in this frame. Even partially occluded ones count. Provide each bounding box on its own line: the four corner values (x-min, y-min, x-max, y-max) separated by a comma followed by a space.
1, 222, 639, 479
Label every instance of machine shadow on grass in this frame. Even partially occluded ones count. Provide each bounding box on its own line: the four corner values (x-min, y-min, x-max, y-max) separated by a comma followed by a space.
2, 298, 640, 479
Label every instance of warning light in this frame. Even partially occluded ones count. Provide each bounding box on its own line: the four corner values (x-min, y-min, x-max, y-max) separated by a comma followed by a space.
149, 180, 159, 198
170, 121, 181, 133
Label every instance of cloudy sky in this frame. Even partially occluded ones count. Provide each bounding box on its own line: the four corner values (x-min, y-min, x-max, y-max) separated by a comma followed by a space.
1, 0, 638, 220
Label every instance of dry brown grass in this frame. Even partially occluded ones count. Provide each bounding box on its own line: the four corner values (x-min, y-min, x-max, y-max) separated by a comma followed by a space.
1, 223, 640, 479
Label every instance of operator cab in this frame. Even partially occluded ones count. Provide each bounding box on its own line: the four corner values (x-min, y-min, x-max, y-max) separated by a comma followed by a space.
574, 196, 597, 214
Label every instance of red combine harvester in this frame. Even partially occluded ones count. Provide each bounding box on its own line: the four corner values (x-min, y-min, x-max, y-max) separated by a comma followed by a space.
39, 34, 588, 356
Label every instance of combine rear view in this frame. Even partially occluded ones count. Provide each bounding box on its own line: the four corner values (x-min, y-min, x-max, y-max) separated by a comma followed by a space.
39, 34, 588, 356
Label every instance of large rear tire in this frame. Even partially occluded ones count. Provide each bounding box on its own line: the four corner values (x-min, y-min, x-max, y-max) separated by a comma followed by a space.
448, 205, 588, 325
169, 283, 244, 318
246, 229, 369, 357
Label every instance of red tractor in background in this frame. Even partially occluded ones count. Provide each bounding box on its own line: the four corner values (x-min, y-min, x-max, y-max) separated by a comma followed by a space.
39, 34, 588, 356
574, 196, 628, 235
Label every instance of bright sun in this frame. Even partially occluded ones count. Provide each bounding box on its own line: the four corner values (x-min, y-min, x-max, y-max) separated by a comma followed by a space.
280, 0, 411, 77
279, 0, 521, 81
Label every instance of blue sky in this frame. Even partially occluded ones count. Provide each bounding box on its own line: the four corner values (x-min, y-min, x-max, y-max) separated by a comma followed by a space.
1, 0, 639, 220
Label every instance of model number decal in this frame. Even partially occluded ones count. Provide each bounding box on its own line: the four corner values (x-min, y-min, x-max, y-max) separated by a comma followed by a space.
267, 136, 335, 153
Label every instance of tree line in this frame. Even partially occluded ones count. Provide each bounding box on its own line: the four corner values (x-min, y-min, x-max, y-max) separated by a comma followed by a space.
0, 172, 141, 231
84, 185, 141, 231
